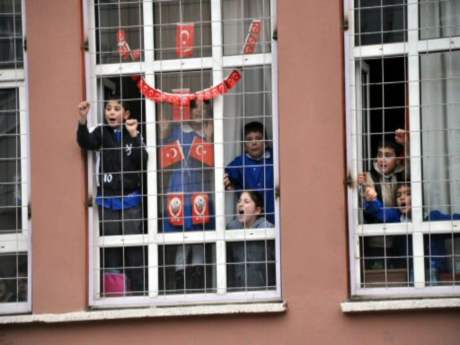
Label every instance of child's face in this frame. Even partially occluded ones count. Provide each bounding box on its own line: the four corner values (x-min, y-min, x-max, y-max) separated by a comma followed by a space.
376, 147, 399, 175
396, 185, 411, 216
244, 131, 264, 159
104, 100, 128, 128
236, 192, 262, 227
190, 101, 207, 124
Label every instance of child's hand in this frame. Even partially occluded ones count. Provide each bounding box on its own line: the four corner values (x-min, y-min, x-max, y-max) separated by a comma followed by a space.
125, 119, 139, 138
357, 172, 368, 186
78, 101, 90, 124
204, 120, 213, 142
364, 186, 378, 202
395, 129, 408, 146
224, 173, 234, 190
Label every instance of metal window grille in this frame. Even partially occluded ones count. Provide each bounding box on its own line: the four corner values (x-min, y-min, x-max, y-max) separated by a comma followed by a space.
346, 0, 460, 297
84, 0, 280, 307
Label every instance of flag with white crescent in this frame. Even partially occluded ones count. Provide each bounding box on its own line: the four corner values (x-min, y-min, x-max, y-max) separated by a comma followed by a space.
176, 23, 195, 58
189, 136, 214, 167
160, 140, 185, 168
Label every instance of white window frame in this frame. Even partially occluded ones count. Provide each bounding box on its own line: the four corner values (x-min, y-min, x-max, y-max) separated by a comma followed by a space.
84, 0, 281, 308
0, 0, 31, 315
345, 0, 460, 298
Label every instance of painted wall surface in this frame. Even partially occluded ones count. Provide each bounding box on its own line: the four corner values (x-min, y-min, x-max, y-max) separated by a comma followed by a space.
1, 0, 460, 344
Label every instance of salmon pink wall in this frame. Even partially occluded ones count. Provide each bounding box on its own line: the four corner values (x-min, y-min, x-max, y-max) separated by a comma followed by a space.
3, 0, 459, 344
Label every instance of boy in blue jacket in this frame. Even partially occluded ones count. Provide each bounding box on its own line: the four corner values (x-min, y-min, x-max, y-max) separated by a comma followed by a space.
224, 122, 275, 224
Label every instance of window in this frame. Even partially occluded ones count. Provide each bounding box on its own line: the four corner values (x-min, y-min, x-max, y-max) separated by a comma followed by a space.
347, 0, 460, 297
85, 0, 279, 307
0, 0, 30, 314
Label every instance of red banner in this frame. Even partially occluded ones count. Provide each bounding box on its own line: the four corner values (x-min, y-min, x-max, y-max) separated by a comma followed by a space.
176, 23, 195, 58
167, 193, 184, 226
242, 19, 262, 54
172, 88, 191, 121
191, 193, 209, 224
133, 70, 242, 105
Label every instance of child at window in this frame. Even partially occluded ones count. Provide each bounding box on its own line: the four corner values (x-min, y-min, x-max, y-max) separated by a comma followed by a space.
77, 98, 148, 236
227, 191, 273, 229
158, 99, 214, 292
158, 99, 214, 232
224, 122, 275, 224
77, 98, 148, 296
358, 129, 409, 222
226, 191, 274, 290
363, 183, 460, 282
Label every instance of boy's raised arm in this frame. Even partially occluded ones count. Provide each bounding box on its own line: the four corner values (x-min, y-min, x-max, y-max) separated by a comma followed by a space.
125, 118, 148, 168
76, 101, 102, 150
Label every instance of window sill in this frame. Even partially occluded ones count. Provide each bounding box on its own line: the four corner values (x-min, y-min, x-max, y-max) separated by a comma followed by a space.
341, 298, 460, 313
0, 302, 287, 325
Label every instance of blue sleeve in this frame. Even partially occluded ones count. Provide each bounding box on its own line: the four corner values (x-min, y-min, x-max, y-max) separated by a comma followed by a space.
428, 211, 460, 221
225, 156, 243, 189
363, 199, 401, 223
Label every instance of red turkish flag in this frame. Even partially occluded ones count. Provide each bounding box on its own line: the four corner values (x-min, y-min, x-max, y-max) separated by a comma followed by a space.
167, 193, 184, 226
189, 136, 214, 167
192, 193, 209, 224
160, 140, 184, 168
172, 88, 191, 121
242, 19, 262, 54
176, 23, 195, 58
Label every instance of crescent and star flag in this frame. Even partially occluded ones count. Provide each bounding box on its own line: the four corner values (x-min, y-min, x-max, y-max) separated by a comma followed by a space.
172, 88, 191, 121
167, 193, 184, 226
242, 19, 262, 54
192, 193, 209, 224
160, 140, 185, 168
189, 136, 214, 167
176, 23, 195, 58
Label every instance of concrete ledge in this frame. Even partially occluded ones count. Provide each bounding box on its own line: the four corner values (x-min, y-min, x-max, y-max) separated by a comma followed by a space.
341, 298, 460, 313
0, 302, 287, 324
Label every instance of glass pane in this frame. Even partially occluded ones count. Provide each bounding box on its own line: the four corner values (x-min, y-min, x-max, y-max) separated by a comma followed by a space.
158, 243, 216, 294
0, 252, 27, 303
226, 240, 275, 291
355, 57, 410, 224
360, 235, 412, 288
155, 70, 215, 233
424, 234, 460, 286
223, 65, 275, 226
91, 76, 147, 236
100, 246, 148, 297
421, 51, 460, 217
354, 0, 407, 46
420, 0, 460, 40
0, 0, 23, 69
153, 0, 211, 60
222, 0, 271, 56
0, 89, 21, 234
95, 0, 143, 64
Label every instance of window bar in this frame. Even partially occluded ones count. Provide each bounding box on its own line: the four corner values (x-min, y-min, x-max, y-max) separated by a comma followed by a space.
407, 0, 425, 287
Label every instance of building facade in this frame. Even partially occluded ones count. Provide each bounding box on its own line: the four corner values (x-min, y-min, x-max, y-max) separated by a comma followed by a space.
0, 0, 459, 344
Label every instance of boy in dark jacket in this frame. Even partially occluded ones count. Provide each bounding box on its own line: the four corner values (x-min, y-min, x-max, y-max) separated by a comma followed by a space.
77, 98, 148, 236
